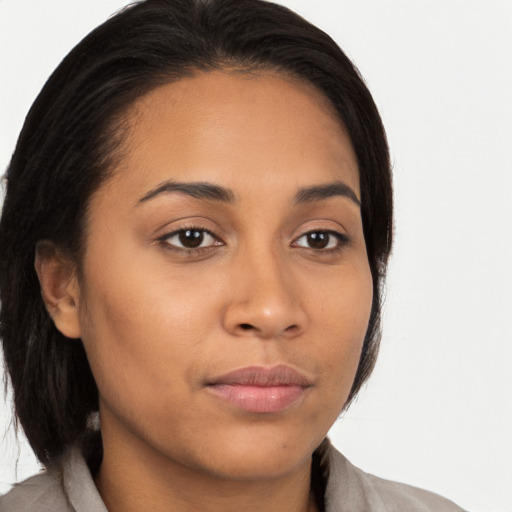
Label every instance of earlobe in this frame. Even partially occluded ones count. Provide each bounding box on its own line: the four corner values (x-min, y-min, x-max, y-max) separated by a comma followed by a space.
34, 240, 82, 339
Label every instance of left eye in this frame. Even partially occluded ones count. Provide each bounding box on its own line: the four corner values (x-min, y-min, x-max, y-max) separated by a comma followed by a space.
293, 231, 346, 250
162, 229, 219, 250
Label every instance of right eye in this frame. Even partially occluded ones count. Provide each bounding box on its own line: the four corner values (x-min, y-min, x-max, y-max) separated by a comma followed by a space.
160, 228, 222, 251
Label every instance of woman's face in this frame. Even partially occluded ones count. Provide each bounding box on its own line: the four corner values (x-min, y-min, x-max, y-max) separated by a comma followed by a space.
75, 70, 373, 480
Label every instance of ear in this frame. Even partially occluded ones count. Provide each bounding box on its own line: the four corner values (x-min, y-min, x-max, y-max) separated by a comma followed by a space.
35, 240, 82, 339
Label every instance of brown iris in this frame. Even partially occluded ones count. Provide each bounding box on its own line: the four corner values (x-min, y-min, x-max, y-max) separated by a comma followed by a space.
179, 229, 204, 248
306, 232, 331, 249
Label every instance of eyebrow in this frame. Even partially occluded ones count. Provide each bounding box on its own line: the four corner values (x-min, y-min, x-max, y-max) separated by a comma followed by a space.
136, 179, 360, 207
137, 180, 236, 205
295, 181, 361, 207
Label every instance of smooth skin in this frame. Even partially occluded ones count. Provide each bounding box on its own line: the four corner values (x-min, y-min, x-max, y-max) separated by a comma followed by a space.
36, 70, 373, 512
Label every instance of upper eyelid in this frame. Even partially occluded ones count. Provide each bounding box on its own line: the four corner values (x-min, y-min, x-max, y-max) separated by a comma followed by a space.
293, 227, 349, 241
157, 224, 221, 240
295, 227, 346, 236
291, 217, 348, 235
152, 214, 224, 236
162, 226, 216, 237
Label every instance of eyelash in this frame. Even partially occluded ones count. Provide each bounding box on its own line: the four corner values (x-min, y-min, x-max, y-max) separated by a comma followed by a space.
157, 227, 350, 255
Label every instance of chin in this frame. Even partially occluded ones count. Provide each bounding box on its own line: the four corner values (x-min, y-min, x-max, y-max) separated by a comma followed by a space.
182, 422, 324, 481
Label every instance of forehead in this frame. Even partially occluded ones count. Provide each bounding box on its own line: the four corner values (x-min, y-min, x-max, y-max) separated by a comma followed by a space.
102, 70, 359, 203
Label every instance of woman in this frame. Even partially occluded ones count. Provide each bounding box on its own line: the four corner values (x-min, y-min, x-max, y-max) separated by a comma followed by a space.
0, 0, 465, 510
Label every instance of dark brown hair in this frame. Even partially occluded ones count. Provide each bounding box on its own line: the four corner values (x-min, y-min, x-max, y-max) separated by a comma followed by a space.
0, 0, 392, 466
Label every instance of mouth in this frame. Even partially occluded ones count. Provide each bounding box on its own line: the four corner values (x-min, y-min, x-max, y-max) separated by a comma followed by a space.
205, 365, 312, 413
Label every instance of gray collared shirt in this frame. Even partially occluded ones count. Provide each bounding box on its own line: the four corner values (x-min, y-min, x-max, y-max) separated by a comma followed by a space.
0, 439, 466, 512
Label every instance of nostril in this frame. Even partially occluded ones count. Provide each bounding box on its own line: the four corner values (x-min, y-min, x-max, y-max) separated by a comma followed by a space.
285, 324, 300, 334
239, 323, 254, 330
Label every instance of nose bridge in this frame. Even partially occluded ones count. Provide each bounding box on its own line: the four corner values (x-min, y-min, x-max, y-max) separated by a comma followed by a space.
223, 239, 307, 339
245, 245, 292, 308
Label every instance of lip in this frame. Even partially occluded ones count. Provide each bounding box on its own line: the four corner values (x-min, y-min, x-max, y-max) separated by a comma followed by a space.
206, 365, 312, 413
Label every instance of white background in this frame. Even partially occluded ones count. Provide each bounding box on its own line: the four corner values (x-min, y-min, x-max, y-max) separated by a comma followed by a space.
1, 1, 511, 511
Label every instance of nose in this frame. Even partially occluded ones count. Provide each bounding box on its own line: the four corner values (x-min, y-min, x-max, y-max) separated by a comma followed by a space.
222, 250, 308, 340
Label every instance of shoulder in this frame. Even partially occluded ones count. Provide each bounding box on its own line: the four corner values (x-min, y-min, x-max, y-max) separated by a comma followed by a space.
321, 439, 467, 512
347, 464, 467, 512
0, 445, 107, 512
0, 470, 70, 512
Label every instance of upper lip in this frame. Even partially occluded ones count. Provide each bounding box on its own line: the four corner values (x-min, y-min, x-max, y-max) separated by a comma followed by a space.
207, 365, 312, 388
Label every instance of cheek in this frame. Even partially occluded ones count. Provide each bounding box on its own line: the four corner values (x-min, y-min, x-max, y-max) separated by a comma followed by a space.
309, 258, 373, 390
76, 252, 215, 412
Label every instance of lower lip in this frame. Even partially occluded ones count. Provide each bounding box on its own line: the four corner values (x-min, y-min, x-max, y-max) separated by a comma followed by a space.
207, 384, 305, 413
